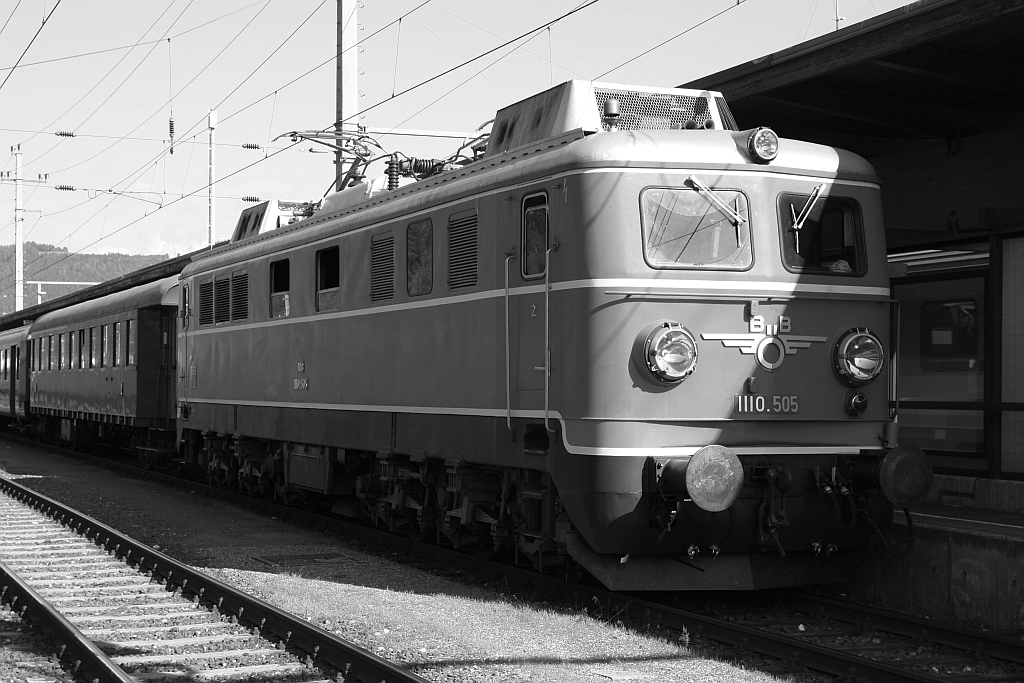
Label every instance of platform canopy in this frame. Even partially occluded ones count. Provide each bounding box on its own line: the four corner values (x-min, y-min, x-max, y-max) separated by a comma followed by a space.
683, 0, 1024, 159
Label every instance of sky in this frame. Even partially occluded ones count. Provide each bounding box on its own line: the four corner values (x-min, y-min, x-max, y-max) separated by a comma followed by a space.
0, 0, 913, 282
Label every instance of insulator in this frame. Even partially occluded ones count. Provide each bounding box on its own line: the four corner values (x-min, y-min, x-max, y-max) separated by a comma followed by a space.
241, 143, 261, 150
386, 154, 400, 191
168, 118, 175, 154
242, 196, 261, 203
400, 157, 445, 176
55, 184, 75, 191
54, 131, 75, 138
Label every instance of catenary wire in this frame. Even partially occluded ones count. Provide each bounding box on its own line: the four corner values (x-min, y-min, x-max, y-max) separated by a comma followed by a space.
0, 0, 63, 94
0, 0, 23, 42
593, 0, 748, 80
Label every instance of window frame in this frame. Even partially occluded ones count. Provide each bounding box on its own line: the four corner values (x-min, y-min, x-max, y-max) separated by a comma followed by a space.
270, 258, 291, 319
406, 218, 433, 297
316, 245, 341, 312
776, 192, 866, 277
521, 192, 548, 280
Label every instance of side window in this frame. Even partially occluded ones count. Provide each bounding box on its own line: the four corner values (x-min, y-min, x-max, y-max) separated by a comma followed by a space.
57, 334, 64, 370
90, 327, 98, 368
47, 335, 53, 370
316, 246, 341, 312
127, 319, 136, 366
78, 330, 86, 369
68, 332, 76, 369
522, 193, 548, 278
100, 325, 108, 368
2, 349, 6, 380
14, 346, 19, 380
921, 299, 979, 372
270, 259, 290, 319
407, 219, 432, 297
112, 322, 120, 367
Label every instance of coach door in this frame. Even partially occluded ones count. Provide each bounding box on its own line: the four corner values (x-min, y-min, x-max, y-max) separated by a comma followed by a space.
511, 189, 556, 421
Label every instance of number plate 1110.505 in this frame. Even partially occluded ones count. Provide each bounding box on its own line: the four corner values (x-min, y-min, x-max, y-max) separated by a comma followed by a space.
735, 395, 801, 414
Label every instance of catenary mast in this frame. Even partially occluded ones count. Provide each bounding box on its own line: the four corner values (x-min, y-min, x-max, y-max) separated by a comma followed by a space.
336, 0, 359, 191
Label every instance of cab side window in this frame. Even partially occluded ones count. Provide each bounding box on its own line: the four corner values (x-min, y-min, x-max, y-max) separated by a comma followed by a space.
316, 246, 341, 312
522, 193, 548, 278
270, 259, 290, 318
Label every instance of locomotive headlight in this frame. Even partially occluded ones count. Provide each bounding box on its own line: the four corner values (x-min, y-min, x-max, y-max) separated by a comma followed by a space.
641, 322, 698, 384
833, 328, 884, 386
747, 126, 779, 163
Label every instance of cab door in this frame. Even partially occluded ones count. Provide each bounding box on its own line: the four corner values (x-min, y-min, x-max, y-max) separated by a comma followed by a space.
512, 189, 555, 414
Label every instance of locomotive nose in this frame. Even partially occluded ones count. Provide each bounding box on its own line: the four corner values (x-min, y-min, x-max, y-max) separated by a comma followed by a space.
877, 444, 933, 507
658, 445, 745, 512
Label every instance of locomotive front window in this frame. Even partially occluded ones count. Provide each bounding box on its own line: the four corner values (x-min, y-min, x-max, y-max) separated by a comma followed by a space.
778, 193, 865, 275
640, 186, 751, 270
522, 193, 548, 278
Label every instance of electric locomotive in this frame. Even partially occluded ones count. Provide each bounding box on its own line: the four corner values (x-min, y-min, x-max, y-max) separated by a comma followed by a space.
171, 80, 931, 590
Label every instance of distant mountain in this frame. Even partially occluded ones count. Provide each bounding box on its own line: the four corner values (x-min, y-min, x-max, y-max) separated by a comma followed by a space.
0, 242, 168, 315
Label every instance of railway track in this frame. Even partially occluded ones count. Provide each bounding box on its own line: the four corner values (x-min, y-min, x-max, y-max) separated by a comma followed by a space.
0, 474, 428, 683
5, 440, 1024, 683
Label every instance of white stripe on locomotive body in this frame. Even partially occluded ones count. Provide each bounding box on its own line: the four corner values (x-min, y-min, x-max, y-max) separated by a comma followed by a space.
180, 277, 890, 338
181, 396, 881, 457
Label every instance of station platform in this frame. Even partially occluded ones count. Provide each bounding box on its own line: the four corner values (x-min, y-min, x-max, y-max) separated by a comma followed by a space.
846, 474, 1024, 631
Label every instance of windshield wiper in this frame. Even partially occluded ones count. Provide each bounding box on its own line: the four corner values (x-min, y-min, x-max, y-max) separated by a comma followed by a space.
789, 183, 826, 252
688, 176, 746, 226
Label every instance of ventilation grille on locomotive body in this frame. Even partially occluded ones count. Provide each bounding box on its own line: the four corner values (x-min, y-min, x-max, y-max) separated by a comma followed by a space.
370, 234, 395, 302
230, 272, 249, 321
592, 87, 736, 132
448, 212, 478, 290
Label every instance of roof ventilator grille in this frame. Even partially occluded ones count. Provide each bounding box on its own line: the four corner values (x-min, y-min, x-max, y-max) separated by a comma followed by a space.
593, 87, 716, 131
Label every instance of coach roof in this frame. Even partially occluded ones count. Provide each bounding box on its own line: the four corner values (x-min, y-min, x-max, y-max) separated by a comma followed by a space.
30, 276, 179, 333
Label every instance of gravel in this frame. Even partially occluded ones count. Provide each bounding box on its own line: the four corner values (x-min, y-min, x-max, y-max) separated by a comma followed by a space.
0, 440, 782, 683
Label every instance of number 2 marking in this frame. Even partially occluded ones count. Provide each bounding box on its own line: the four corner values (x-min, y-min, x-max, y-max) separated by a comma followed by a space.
531, 305, 537, 317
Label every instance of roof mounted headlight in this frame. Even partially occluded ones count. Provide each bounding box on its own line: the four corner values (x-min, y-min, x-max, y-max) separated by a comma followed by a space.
834, 328, 884, 386
637, 321, 698, 384
747, 127, 779, 163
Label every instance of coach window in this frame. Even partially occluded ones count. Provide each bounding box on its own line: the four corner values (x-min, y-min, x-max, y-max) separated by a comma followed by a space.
522, 193, 548, 278
127, 319, 136, 366
641, 186, 752, 270
57, 335, 63, 369
67, 332, 75, 369
100, 326, 108, 367
407, 219, 432, 296
270, 259, 290, 318
777, 193, 864, 275
14, 347, 19, 380
112, 322, 120, 366
89, 327, 97, 368
2, 349, 6, 380
78, 330, 86, 369
316, 246, 340, 312
47, 335, 53, 370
